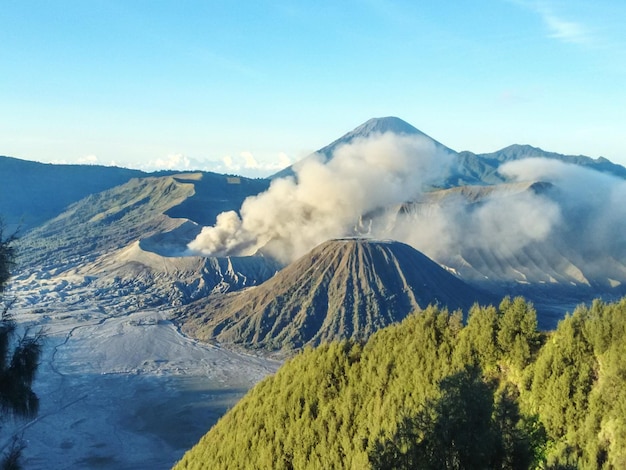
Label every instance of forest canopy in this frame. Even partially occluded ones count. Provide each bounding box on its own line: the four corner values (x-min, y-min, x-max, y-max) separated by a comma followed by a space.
174, 296, 626, 470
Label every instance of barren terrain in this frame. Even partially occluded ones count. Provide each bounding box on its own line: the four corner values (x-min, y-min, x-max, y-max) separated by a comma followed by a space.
4, 284, 279, 470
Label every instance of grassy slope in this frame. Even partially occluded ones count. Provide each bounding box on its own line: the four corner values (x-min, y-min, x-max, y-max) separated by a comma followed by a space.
15, 172, 269, 274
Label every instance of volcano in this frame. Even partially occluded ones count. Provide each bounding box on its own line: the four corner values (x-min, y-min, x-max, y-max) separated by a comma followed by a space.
178, 238, 493, 352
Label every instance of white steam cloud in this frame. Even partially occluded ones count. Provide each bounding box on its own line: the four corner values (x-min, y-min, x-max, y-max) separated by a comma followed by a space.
187, 133, 626, 286
188, 132, 453, 263
390, 181, 562, 266
499, 158, 626, 261
397, 156, 626, 284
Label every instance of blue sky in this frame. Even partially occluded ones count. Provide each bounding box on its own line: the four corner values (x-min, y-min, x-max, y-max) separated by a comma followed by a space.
2, 0, 626, 176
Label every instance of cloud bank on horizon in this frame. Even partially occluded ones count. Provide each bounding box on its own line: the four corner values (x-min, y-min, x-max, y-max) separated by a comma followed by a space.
187, 132, 626, 284
141, 151, 292, 177
50, 152, 293, 178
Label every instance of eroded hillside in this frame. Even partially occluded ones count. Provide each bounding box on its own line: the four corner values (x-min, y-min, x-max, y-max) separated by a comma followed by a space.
179, 239, 494, 351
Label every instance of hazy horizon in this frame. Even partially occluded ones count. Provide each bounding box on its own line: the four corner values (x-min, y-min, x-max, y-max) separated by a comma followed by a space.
2, 1, 626, 177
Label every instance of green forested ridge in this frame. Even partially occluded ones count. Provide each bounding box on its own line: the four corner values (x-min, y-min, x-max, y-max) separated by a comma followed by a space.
174, 297, 626, 469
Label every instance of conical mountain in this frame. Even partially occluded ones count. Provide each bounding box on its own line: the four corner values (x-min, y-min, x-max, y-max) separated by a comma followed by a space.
178, 238, 493, 352
271, 116, 455, 180
318, 116, 454, 157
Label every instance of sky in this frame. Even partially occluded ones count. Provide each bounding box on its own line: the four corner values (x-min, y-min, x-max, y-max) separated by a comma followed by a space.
2, 0, 626, 177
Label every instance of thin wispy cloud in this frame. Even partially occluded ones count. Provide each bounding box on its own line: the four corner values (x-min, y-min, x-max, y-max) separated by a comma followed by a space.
539, 8, 590, 45
514, 0, 592, 46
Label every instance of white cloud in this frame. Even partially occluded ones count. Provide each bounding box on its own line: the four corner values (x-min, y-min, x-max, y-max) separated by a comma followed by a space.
522, 1, 592, 45
278, 152, 291, 168
139, 153, 223, 174
69, 151, 293, 178
78, 154, 99, 164
241, 151, 259, 169
153, 153, 192, 170
541, 11, 590, 44
187, 141, 626, 288
216, 151, 293, 177
222, 155, 234, 168
187, 132, 454, 262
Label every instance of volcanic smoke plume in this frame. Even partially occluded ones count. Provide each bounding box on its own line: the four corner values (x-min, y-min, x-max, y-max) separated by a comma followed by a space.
188, 132, 626, 283
394, 156, 626, 284
187, 132, 454, 263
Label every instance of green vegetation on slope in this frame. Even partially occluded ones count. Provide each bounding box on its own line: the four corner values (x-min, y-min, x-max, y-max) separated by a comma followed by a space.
16, 175, 196, 272
174, 296, 626, 469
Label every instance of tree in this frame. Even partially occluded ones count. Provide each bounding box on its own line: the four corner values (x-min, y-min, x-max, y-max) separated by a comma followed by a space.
369, 367, 543, 469
0, 222, 43, 470
453, 304, 500, 370
497, 297, 540, 369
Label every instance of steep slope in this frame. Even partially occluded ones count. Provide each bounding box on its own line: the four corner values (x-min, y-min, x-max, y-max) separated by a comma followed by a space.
16, 174, 197, 274
314, 116, 454, 159
0, 155, 146, 232
16, 172, 267, 272
390, 181, 626, 290
13, 172, 275, 308
375, 181, 626, 327
179, 238, 493, 351
163, 172, 269, 227
74, 241, 280, 308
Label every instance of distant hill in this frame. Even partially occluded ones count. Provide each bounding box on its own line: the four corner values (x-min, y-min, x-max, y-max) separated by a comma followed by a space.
456, 144, 626, 185
15, 171, 269, 270
12, 171, 274, 308
179, 238, 493, 352
0, 155, 147, 232
478, 144, 626, 178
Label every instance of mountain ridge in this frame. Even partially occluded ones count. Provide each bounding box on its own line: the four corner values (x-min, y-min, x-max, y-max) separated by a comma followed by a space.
0, 155, 148, 232
271, 116, 456, 180
271, 117, 626, 184
469, 144, 626, 179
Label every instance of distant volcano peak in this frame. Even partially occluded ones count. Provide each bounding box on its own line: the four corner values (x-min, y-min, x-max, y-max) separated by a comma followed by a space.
320, 116, 450, 155
350, 116, 422, 137
271, 116, 454, 179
